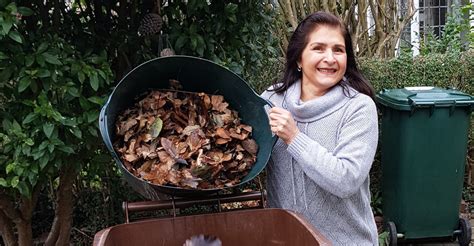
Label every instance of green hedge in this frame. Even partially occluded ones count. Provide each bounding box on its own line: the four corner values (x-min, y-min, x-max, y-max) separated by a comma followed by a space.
360, 51, 474, 94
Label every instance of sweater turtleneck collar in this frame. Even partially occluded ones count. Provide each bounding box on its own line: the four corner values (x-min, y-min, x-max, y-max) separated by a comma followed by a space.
285, 80, 357, 122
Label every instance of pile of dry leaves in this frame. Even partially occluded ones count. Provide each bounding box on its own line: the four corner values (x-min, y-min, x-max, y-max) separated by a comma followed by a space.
114, 84, 258, 189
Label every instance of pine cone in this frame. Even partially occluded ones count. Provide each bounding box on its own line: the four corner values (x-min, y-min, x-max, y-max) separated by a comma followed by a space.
160, 48, 175, 57
138, 13, 163, 36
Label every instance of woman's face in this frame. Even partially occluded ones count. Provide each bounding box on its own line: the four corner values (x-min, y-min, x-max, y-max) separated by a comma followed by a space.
298, 25, 347, 97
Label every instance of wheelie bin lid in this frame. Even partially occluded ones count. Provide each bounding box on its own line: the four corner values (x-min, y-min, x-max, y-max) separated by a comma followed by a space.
376, 86, 474, 111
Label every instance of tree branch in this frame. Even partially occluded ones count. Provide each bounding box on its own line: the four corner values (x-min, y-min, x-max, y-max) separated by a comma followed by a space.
0, 192, 20, 221
0, 209, 17, 246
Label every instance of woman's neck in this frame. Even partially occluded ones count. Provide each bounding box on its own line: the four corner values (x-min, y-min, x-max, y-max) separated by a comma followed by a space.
300, 81, 328, 101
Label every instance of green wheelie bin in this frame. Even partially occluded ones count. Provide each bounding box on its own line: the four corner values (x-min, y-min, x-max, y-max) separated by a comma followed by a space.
376, 87, 474, 245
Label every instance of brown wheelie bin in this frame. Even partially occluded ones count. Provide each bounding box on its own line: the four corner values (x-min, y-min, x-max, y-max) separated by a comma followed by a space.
93, 208, 330, 246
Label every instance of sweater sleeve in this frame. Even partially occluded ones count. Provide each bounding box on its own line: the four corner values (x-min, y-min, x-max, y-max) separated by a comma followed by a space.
287, 96, 378, 198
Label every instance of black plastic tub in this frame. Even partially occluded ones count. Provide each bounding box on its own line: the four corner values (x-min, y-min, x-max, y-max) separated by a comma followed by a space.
99, 56, 276, 199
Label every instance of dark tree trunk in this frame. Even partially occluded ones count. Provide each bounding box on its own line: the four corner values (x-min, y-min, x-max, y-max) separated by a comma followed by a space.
45, 165, 77, 246
0, 209, 17, 246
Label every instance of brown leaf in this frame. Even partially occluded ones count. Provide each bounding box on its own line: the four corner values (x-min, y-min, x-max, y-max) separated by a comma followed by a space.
211, 113, 224, 128
182, 125, 201, 135
160, 138, 188, 165
117, 118, 137, 135
187, 131, 203, 152
241, 139, 258, 156
124, 153, 139, 162
180, 170, 201, 188
160, 138, 177, 158
240, 124, 252, 132
211, 95, 229, 112
137, 160, 154, 173
215, 138, 231, 145
229, 129, 248, 140
215, 127, 231, 139
114, 88, 259, 190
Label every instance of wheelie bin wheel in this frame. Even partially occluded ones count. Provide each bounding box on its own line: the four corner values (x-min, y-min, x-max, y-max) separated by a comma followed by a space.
386, 221, 397, 246
457, 217, 472, 246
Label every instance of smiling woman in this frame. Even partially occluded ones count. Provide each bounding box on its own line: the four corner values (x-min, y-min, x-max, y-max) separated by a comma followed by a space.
261, 11, 379, 245
298, 25, 347, 100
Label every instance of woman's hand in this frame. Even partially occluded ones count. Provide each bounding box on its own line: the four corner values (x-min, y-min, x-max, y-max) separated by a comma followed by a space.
269, 107, 299, 145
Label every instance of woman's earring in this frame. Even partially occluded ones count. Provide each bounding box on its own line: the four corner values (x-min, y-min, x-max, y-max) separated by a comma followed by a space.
297, 66, 302, 72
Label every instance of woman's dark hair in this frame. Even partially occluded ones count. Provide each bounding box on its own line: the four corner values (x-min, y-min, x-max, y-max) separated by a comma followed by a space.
272, 11, 374, 98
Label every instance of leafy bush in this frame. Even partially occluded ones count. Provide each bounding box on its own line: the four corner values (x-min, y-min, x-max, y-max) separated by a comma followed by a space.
0, 2, 113, 244
360, 51, 474, 94
162, 1, 280, 91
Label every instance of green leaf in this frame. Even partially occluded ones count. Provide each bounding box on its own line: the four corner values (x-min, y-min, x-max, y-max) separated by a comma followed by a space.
88, 126, 98, 137
78, 71, 85, 83
39, 141, 49, 151
37, 42, 48, 53
0, 51, 7, 60
0, 66, 13, 81
17, 181, 30, 197
48, 143, 55, 153
17, 7, 34, 16
24, 138, 34, 146
5, 2, 17, 13
86, 111, 99, 123
150, 117, 163, 138
8, 30, 22, 43
70, 127, 82, 139
2, 20, 12, 34
10, 176, 19, 187
25, 55, 34, 66
62, 117, 77, 127
18, 77, 31, 92
37, 69, 51, 78
90, 55, 102, 64
87, 96, 104, 105
58, 145, 74, 154
6, 163, 15, 174
42, 52, 62, 65
90, 73, 99, 91
0, 178, 7, 187
228, 15, 237, 23
175, 35, 187, 50
97, 70, 107, 80
28, 171, 38, 186
15, 166, 24, 176
39, 154, 49, 169
43, 123, 54, 138
67, 87, 80, 97
79, 97, 91, 110
225, 3, 238, 14
36, 54, 45, 66
190, 35, 198, 50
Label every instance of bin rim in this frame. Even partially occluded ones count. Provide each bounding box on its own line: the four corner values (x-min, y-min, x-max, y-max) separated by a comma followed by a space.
376, 87, 474, 111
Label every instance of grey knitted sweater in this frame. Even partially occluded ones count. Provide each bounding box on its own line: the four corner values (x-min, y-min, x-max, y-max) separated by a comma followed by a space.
261, 81, 378, 245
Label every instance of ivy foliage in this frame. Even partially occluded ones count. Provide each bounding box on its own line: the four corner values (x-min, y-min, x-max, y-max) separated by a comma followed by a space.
0, 2, 113, 198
